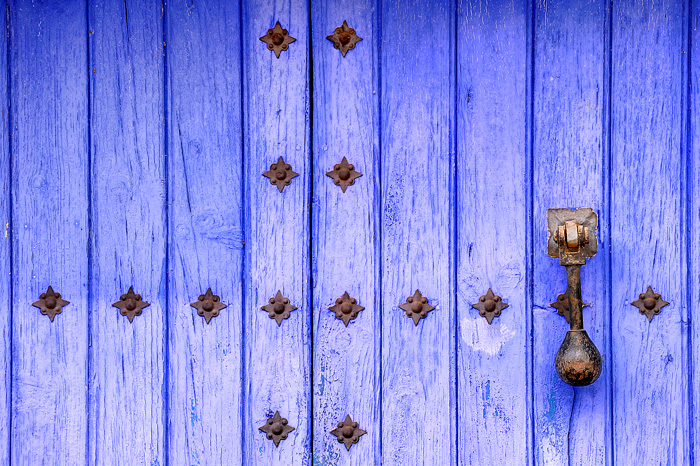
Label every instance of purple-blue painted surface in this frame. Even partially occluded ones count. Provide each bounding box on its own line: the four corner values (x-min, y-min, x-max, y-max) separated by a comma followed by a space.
0, 0, 696, 464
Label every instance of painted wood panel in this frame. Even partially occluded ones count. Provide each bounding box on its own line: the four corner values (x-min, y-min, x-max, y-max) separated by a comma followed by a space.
167, 0, 245, 463
242, 0, 311, 464
611, 0, 689, 464
10, 1, 89, 463
531, 0, 611, 463
310, 1, 380, 465
88, 2, 165, 464
0, 1, 9, 462
456, 0, 529, 463
381, 0, 456, 464
691, 0, 699, 460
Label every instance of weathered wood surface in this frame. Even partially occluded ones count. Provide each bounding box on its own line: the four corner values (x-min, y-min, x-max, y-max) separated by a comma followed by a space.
167, 0, 245, 464
692, 0, 699, 459
456, 0, 529, 464
381, 0, 456, 464
88, 2, 166, 463
10, 1, 89, 463
611, 0, 689, 464
242, 0, 312, 464
310, 1, 380, 466
0, 1, 9, 462
531, 0, 611, 464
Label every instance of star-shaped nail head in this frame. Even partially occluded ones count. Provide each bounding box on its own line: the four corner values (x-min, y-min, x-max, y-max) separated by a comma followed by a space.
261, 290, 298, 326
550, 292, 589, 324
330, 414, 366, 451
326, 157, 362, 192
631, 285, 668, 322
260, 21, 296, 58
471, 288, 508, 325
329, 291, 364, 326
327, 20, 363, 57
190, 288, 226, 324
263, 156, 299, 192
259, 411, 295, 447
399, 289, 435, 325
112, 287, 150, 323
32, 286, 69, 322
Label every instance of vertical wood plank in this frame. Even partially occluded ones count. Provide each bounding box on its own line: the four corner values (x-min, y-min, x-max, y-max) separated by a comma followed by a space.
531, 0, 611, 464
611, 0, 689, 463
311, 2, 379, 465
456, 0, 528, 463
381, 0, 456, 464
691, 0, 699, 459
167, 0, 244, 463
10, 1, 89, 463
242, 0, 311, 463
88, 1, 165, 463
0, 0, 9, 462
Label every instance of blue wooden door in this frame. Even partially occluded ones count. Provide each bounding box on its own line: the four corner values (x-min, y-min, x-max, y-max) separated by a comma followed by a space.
0, 0, 697, 464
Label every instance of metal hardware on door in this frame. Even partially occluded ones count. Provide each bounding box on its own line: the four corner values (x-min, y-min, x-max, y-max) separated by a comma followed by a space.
471, 288, 508, 325
259, 411, 295, 447
547, 208, 602, 386
399, 289, 435, 325
326, 157, 362, 192
112, 287, 150, 323
263, 156, 298, 192
190, 288, 226, 324
327, 21, 363, 57
329, 291, 364, 326
261, 290, 297, 325
330, 414, 367, 451
631, 286, 668, 322
259, 22, 296, 58
32, 286, 69, 322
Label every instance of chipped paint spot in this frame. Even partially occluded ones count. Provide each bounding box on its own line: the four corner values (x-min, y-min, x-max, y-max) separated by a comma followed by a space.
459, 317, 516, 356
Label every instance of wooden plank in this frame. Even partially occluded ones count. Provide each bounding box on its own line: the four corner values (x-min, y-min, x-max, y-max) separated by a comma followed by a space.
310, 2, 379, 465
455, 0, 528, 463
531, 0, 611, 464
242, 0, 311, 463
611, 0, 689, 463
380, 0, 455, 464
691, 0, 699, 459
0, 1, 9, 462
167, 0, 244, 463
87, 1, 165, 464
10, 1, 89, 463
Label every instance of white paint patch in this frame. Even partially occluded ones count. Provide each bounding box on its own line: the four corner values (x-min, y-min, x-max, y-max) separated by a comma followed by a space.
460, 317, 517, 356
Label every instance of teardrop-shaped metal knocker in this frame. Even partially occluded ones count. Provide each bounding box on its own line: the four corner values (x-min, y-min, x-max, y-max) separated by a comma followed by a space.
547, 208, 602, 387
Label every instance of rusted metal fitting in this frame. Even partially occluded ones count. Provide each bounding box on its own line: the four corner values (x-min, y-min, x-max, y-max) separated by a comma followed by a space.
631, 286, 668, 322
259, 22, 296, 58
32, 286, 69, 322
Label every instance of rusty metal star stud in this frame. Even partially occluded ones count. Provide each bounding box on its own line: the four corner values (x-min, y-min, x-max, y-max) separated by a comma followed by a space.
551, 292, 589, 324
261, 290, 297, 326
260, 21, 296, 58
190, 288, 226, 324
472, 288, 508, 325
330, 414, 366, 451
329, 291, 364, 326
631, 286, 668, 322
263, 156, 298, 192
326, 157, 362, 192
327, 21, 363, 57
259, 411, 295, 447
112, 287, 150, 323
32, 286, 69, 322
399, 289, 435, 325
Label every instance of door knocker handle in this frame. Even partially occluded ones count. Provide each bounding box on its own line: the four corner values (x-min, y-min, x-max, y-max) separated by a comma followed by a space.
547, 208, 602, 386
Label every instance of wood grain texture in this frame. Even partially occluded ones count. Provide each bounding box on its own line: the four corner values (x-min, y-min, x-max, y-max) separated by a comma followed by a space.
10, 1, 89, 463
381, 0, 456, 464
0, 1, 9, 462
167, 0, 244, 463
242, 0, 311, 464
611, 0, 688, 463
88, 1, 165, 464
531, 0, 611, 464
310, 1, 379, 465
456, 0, 528, 463
691, 0, 699, 459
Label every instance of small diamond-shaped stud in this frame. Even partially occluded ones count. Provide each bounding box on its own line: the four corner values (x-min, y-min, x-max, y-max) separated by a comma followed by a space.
112, 287, 150, 323
263, 156, 299, 192
260, 21, 296, 58
32, 286, 69, 322
329, 291, 364, 326
330, 414, 366, 451
471, 288, 508, 325
399, 290, 435, 325
631, 285, 668, 322
259, 411, 295, 447
261, 290, 297, 326
326, 21, 363, 57
550, 292, 589, 324
326, 157, 362, 192
190, 288, 226, 324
